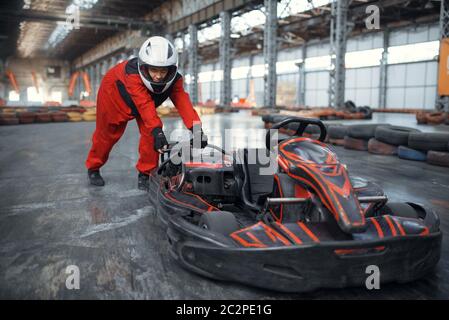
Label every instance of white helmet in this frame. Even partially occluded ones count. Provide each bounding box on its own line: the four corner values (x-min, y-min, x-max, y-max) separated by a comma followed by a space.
138, 36, 178, 94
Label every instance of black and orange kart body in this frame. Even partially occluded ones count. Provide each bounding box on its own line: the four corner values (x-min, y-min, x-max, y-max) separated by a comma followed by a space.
148, 117, 442, 293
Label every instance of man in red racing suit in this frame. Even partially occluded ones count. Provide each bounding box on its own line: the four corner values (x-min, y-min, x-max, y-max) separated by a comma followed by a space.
85, 36, 205, 190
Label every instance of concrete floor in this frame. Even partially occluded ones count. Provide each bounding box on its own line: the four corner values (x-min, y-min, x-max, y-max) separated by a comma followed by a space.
0, 111, 448, 299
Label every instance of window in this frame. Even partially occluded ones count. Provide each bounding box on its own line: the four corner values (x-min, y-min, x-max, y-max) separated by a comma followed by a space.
50, 91, 62, 103
9, 90, 20, 102
27, 87, 43, 102
388, 41, 439, 64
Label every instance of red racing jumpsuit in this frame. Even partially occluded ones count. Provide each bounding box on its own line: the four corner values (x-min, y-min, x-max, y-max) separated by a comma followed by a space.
85, 57, 200, 174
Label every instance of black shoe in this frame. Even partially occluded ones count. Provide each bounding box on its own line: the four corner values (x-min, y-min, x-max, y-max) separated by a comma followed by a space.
88, 169, 105, 186
138, 172, 149, 191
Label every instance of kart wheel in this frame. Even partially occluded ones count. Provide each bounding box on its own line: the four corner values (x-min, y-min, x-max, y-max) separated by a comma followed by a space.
382, 202, 419, 219
199, 211, 240, 236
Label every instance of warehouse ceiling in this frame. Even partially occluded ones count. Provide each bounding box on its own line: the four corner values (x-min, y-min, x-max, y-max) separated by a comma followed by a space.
0, 0, 166, 61
196, 0, 442, 62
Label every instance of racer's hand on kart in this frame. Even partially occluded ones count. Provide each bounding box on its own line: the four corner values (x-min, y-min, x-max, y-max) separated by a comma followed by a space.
152, 127, 169, 154
190, 125, 208, 149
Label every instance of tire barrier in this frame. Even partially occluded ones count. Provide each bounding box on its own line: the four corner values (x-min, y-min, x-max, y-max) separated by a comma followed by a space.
329, 138, 345, 146
344, 136, 368, 151
425, 112, 446, 125
17, 112, 36, 124
51, 112, 69, 122
416, 112, 428, 124
67, 112, 83, 122
35, 113, 52, 123
347, 124, 390, 140
408, 132, 449, 152
0, 113, 19, 125
427, 150, 449, 167
374, 125, 420, 146
397, 146, 427, 161
368, 138, 398, 155
327, 125, 348, 139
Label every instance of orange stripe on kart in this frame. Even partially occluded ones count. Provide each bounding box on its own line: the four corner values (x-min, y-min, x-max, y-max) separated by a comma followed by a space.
275, 222, 303, 244
370, 218, 384, 238
297, 222, 320, 243
383, 215, 397, 236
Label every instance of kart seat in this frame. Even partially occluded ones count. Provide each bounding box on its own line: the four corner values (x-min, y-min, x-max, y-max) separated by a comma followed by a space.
236, 148, 275, 207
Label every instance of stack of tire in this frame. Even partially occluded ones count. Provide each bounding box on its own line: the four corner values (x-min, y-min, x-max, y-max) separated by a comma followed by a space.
343, 124, 390, 151
82, 108, 96, 121
416, 111, 448, 125
17, 111, 37, 124
67, 112, 83, 122
51, 112, 69, 122
369, 126, 419, 156
35, 112, 52, 123
0, 112, 19, 125
327, 125, 348, 146
404, 132, 449, 167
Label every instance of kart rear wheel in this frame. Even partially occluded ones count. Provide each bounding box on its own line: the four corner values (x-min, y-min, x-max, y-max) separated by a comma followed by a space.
199, 211, 240, 236
382, 202, 419, 219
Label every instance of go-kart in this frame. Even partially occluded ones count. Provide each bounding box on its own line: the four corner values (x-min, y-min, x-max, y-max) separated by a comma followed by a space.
148, 117, 441, 293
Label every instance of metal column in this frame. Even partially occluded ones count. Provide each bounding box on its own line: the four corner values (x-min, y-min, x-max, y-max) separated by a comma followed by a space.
378, 29, 389, 109
329, 0, 349, 109
263, 0, 277, 107
188, 24, 199, 105
437, 0, 449, 111
296, 44, 307, 107
219, 10, 232, 107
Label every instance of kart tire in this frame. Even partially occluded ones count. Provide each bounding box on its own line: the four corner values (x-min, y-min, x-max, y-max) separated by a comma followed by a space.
427, 150, 449, 167
344, 100, 357, 112
408, 132, 449, 152
374, 125, 420, 146
199, 211, 240, 236
397, 146, 427, 161
357, 106, 373, 119
425, 112, 446, 125
416, 112, 427, 124
368, 138, 398, 155
382, 202, 419, 219
347, 124, 390, 140
344, 136, 368, 151
0, 117, 19, 125
327, 125, 348, 139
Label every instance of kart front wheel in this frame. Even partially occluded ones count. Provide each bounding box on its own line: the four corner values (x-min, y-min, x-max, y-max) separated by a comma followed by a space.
199, 211, 240, 236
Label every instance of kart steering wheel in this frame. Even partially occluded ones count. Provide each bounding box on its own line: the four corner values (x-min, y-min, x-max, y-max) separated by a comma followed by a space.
265, 117, 327, 150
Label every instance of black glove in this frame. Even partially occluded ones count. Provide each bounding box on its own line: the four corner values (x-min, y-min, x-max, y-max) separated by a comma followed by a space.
190, 125, 208, 149
152, 127, 168, 153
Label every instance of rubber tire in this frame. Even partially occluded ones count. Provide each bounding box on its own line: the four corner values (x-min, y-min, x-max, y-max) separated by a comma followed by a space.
344, 136, 368, 151
347, 124, 390, 140
427, 150, 449, 167
408, 132, 449, 152
344, 100, 357, 112
329, 138, 345, 146
0, 118, 19, 125
199, 211, 240, 236
374, 125, 420, 146
328, 125, 348, 139
368, 138, 398, 155
382, 202, 419, 219
397, 146, 427, 161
